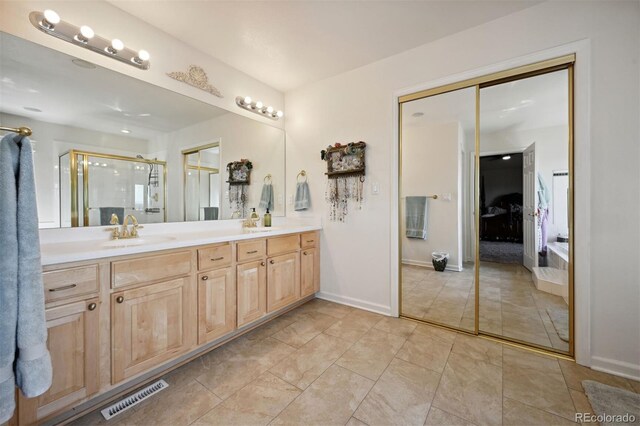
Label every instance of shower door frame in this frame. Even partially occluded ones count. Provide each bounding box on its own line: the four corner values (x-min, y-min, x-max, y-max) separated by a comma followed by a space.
397, 54, 575, 358
64, 149, 168, 227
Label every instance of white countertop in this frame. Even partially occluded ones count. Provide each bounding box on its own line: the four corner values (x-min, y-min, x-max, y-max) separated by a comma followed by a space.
39, 217, 321, 266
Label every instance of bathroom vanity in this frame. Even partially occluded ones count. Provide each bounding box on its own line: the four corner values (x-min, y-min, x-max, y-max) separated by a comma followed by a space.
17, 224, 320, 425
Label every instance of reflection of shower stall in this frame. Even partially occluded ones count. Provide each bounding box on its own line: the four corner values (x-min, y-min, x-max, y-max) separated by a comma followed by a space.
59, 150, 167, 227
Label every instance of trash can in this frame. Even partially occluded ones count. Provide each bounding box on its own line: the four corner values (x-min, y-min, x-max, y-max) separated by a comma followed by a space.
432, 252, 449, 272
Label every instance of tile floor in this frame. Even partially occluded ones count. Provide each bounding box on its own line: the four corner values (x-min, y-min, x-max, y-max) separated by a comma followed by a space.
72, 299, 639, 426
401, 262, 569, 351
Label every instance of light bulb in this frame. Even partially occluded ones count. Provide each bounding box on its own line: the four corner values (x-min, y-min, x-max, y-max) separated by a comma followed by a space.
80, 25, 94, 39
111, 39, 124, 51
244, 96, 252, 105
266, 106, 274, 113
137, 50, 150, 61
276, 110, 284, 118
255, 101, 263, 109
42, 9, 60, 29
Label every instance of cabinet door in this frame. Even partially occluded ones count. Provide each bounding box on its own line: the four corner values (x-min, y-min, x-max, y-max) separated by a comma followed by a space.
267, 252, 300, 313
112, 277, 195, 383
198, 268, 236, 344
236, 260, 266, 327
300, 248, 319, 298
19, 299, 100, 425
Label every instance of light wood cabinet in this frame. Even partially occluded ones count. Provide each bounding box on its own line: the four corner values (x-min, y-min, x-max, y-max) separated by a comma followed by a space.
300, 248, 320, 297
198, 268, 236, 344
236, 260, 267, 327
19, 299, 100, 424
112, 277, 195, 383
267, 252, 301, 312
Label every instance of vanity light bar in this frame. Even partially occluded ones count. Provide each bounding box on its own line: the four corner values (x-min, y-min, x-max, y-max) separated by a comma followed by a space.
236, 96, 283, 120
29, 10, 151, 70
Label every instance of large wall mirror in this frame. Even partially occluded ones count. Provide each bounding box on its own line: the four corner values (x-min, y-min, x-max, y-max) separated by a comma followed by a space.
399, 56, 574, 356
0, 32, 285, 228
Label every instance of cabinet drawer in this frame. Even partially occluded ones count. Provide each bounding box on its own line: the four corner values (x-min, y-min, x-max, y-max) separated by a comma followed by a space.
43, 265, 99, 303
301, 232, 318, 249
198, 243, 232, 271
112, 251, 192, 288
267, 234, 300, 256
237, 239, 266, 263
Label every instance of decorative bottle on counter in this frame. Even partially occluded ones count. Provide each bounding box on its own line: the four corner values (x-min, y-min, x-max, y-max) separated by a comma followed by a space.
264, 209, 272, 227
250, 208, 260, 226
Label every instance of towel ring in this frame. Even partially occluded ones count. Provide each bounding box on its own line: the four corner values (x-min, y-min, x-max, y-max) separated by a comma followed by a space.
297, 170, 307, 183
264, 174, 272, 184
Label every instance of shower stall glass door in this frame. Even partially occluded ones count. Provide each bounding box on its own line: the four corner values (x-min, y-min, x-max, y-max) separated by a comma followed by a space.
59, 150, 167, 227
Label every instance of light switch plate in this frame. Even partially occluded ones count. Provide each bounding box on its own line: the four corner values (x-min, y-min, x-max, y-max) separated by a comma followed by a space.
372, 182, 380, 195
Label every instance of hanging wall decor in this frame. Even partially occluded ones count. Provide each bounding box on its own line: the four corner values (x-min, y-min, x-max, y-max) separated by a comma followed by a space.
321, 142, 366, 221
227, 159, 252, 217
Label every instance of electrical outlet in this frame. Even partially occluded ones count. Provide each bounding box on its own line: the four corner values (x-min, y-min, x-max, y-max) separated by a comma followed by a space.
288, 194, 294, 205
442, 193, 452, 201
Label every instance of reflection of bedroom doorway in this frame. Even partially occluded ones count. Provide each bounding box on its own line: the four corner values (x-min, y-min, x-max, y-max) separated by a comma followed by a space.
479, 152, 524, 264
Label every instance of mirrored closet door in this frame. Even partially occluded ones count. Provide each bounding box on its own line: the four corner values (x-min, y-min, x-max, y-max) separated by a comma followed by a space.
478, 69, 571, 353
399, 87, 476, 332
399, 56, 574, 356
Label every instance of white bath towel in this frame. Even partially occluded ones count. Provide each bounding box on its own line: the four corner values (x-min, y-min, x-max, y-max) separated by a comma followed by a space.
0, 133, 52, 423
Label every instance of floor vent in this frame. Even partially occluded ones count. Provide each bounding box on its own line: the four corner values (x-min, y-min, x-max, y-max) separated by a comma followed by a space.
100, 379, 169, 420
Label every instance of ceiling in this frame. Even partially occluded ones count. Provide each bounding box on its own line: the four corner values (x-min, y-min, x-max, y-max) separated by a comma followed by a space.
0, 32, 227, 140
108, 0, 541, 92
402, 69, 569, 135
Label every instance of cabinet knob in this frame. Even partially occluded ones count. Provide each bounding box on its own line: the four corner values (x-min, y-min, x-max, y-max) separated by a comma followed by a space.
202, 275, 209, 281
261, 261, 266, 266
88, 302, 97, 311
303, 251, 307, 256
116, 296, 124, 304
269, 259, 275, 264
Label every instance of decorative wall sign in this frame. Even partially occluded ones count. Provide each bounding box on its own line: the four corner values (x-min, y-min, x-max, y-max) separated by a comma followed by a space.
321, 142, 366, 221
167, 65, 223, 98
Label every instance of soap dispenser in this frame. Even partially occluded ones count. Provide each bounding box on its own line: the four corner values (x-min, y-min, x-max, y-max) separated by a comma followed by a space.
250, 208, 260, 226
264, 208, 272, 227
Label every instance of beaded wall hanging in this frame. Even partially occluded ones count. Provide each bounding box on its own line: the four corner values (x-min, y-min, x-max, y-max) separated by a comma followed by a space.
321, 142, 366, 221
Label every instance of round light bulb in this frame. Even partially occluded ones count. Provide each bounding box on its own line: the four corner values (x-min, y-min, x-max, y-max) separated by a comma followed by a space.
111, 39, 124, 51
255, 101, 263, 109
266, 106, 274, 113
244, 96, 252, 105
80, 25, 94, 39
43, 9, 60, 25
276, 110, 284, 118
137, 50, 150, 61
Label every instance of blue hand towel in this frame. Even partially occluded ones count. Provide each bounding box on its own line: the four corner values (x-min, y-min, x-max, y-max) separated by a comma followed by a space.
294, 181, 310, 211
259, 183, 274, 211
0, 133, 52, 423
405, 196, 428, 239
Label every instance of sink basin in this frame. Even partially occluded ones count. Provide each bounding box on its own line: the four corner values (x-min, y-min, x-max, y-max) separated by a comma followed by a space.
101, 235, 177, 249
243, 227, 279, 234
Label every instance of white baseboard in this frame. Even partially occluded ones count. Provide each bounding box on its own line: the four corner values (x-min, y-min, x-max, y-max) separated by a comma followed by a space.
402, 259, 463, 272
316, 291, 391, 316
590, 356, 640, 381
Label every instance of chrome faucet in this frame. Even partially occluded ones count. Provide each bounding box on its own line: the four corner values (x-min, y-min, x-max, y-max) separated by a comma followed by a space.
105, 213, 143, 239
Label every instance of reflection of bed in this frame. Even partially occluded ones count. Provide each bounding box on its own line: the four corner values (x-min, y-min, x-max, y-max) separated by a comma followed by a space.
480, 193, 523, 242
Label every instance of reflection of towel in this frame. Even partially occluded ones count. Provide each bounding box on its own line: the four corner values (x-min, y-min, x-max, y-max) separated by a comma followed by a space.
0, 134, 52, 423
204, 207, 219, 220
99, 207, 124, 226
294, 182, 310, 211
537, 173, 550, 209
405, 196, 428, 239
259, 183, 274, 211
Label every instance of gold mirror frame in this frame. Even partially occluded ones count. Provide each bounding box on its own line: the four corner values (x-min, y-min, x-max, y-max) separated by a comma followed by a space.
398, 54, 575, 358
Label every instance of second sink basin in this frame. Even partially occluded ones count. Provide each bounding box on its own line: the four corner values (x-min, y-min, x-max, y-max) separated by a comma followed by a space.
101, 235, 177, 249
